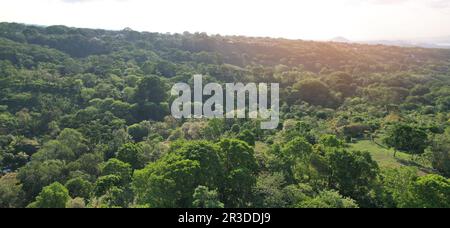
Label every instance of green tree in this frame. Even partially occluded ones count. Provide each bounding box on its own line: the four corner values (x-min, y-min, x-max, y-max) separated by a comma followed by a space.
116, 143, 146, 169
154, 60, 177, 77
319, 134, 344, 149
32, 140, 75, 162
101, 186, 132, 208
28, 182, 70, 208
132, 101, 169, 122
172, 141, 224, 188
192, 186, 224, 208
134, 75, 167, 103
237, 129, 256, 146
101, 159, 132, 184
94, 175, 122, 197
133, 141, 223, 207
127, 123, 149, 142
429, 129, 450, 177
65, 177, 93, 199
202, 118, 226, 141
75, 152, 103, 177
326, 72, 356, 98
56, 128, 88, 157
133, 155, 201, 208
289, 79, 339, 108
218, 139, 258, 207
32, 128, 87, 162
66, 197, 86, 208
281, 137, 313, 162
279, 137, 314, 183
298, 190, 358, 208
326, 149, 379, 207
18, 160, 66, 201
410, 174, 450, 208
252, 172, 288, 208
381, 167, 418, 208
382, 169, 450, 208
384, 123, 429, 157
0, 173, 24, 208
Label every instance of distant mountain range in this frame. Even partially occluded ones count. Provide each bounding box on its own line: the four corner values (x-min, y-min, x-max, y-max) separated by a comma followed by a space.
330, 37, 352, 43
330, 36, 450, 49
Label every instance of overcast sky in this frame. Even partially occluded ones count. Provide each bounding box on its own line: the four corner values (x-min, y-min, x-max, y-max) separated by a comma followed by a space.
1, 0, 450, 41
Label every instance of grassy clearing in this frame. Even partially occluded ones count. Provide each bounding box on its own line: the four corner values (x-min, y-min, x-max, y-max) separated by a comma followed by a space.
350, 140, 433, 175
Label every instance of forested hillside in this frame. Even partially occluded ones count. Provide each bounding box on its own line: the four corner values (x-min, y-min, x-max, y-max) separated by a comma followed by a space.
0, 22, 449, 208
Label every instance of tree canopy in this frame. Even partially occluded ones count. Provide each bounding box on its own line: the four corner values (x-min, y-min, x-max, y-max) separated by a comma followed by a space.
0, 22, 449, 208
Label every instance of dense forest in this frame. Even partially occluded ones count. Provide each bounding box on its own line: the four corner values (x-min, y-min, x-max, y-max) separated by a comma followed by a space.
0, 22, 449, 208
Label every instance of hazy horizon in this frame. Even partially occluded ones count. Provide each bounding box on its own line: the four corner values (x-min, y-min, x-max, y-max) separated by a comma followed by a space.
1, 0, 450, 41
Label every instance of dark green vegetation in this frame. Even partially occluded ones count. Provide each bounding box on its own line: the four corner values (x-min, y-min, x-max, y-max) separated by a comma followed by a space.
0, 22, 449, 208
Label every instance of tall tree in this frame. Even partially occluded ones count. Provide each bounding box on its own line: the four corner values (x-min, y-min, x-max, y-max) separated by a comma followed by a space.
134, 75, 167, 104
410, 174, 450, 208
429, 129, 450, 177
326, 149, 379, 207
218, 139, 258, 207
384, 123, 429, 157
116, 143, 146, 169
28, 182, 70, 208
133, 141, 223, 207
298, 190, 358, 208
192, 186, 224, 208
101, 159, 132, 185
18, 160, 66, 201
0, 173, 24, 208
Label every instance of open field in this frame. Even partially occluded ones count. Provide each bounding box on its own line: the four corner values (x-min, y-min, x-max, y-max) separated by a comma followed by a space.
350, 140, 433, 175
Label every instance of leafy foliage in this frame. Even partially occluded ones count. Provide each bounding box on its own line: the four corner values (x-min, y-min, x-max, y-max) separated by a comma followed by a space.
0, 22, 449, 208
28, 182, 70, 208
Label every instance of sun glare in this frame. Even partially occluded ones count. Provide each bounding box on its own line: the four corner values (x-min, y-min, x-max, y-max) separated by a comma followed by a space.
1, 0, 450, 41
